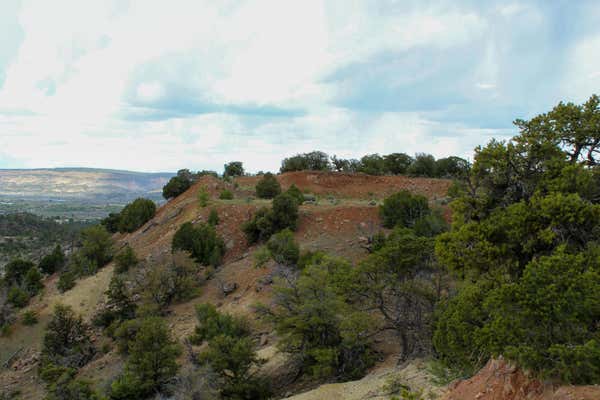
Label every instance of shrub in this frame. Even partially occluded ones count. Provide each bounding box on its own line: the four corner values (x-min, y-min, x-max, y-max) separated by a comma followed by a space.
141, 251, 202, 310
199, 335, 271, 400
39, 245, 66, 275
380, 190, 430, 229
105, 274, 136, 322
162, 175, 191, 200
23, 267, 44, 296
118, 198, 156, 233
3, 259, 35, 286
265, 229, 299, 267
482, 251, 600, 383
242, 207, 275, 244
41, 304, 95, 369
356, 228, 440, 359
172, 222, 225, 266
219, 189, 234, 200
81, 225, 114, 268
7, 287, 29, 308
190, 303, 249, 344
255, 173, 281, 199
412, 210, 448, 237
115, 245, 138, 274
198, 186, 210, 207
285, 184, 304, 205
271, 193, 299, 231
22, 266, 43, 296
242, 193, 299, 244
433, 250, 600, 384
257, 256, 376, 380
57, 270, 77, 293
224, 161, 244, 177
297, 250, 327, 270
67, 252, 98, 277
208, 208, 220, 226
101, 212, 122, 233
114, 318, 143, 354
22, 310, 38, 325
110, 317, 181, 399
432, 283, 489, 375
44, 370, 101, 400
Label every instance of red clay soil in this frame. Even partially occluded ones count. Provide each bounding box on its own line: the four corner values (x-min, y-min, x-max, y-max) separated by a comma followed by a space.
236, 171, 452, 200
443, 358, 600, 400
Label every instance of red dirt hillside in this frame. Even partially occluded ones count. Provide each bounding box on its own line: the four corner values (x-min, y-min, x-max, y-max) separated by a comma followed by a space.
236, 171, 452, 200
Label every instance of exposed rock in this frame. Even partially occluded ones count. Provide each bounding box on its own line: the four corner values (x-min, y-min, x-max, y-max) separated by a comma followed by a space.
221, 282, 238, 296
260, 334, 269, 346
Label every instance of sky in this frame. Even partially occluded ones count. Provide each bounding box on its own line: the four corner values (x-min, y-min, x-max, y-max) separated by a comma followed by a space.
0, 0, 599, 173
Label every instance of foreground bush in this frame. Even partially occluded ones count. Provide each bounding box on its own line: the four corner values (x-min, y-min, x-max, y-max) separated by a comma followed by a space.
257, 256, 376, 380
110, 317, 181, 399
41, 304, 95, 370
191, 305, 270, 399
199, 334, 271, 399
432, 95, 600, 384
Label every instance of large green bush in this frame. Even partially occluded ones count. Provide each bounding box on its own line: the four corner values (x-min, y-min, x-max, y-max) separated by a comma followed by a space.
285, 184, 304, 205
117, 198, 156, 233
255, 173, 281, 199
433, 95, 600, 384
172, 222, 225, 266
199, 334, 271, 399
110, 317, 181, 399
257, 255, 376, 380
380, 190, 430, 229
41, 304, 95, 370
190, 303, 249, 344
192, 304, 270, 399
242, 193, 299, 244
162, 175, 191, 200
80, 225, 114, 268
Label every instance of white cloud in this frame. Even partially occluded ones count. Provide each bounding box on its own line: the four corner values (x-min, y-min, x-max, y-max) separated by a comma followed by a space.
0, 1, 598, 172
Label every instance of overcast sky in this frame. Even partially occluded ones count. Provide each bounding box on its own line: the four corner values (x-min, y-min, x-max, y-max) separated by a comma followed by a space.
1, 0, 599, 173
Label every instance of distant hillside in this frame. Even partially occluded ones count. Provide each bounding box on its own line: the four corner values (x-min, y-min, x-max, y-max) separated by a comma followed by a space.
0, 168, 173, 202
0, 212, 91, 269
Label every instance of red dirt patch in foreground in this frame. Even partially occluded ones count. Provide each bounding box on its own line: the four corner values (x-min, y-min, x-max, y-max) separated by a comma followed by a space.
443, 358, 600, 400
